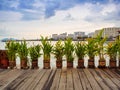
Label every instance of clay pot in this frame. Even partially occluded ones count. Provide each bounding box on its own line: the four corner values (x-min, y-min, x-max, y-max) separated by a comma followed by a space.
32, 60, 38, 69
43, 60, 50, 69
109, 59, 116, 68
67, 61, 73, 68
9, 60, 16, 69
56, 60, 62, 68
21, 59, 28, 69
88, 59, 95, 68
77, 59, 85, 68
98, 60, 106, 68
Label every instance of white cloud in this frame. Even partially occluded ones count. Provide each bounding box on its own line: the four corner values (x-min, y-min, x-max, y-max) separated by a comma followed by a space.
0, 11, 23, 22
101, 3, 117, 16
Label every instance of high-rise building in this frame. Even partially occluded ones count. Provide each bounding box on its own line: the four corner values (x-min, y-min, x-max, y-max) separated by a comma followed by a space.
94, 27, 120, 38
74, 31, 85, 39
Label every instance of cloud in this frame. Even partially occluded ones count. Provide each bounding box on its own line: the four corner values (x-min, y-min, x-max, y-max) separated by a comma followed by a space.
0, 11, 23, 22
0, 0, 120, 22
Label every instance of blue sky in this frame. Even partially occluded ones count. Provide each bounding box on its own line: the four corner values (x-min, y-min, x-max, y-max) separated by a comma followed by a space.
0, 0, 120, 39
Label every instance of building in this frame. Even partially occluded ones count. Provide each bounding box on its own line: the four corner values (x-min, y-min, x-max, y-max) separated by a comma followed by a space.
74, 31, 85, 39
88, 32, 94, 38
52, 34, 58, 40
59, 32, 67, 39
94, 27, 120, 38
67, 34, 74, 39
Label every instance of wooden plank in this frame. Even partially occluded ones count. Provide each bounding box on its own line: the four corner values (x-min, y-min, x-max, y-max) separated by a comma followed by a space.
0, 69, 11, 78
0, 69, 22, 89
78, 69, 92, 90
95, 69, 119, 90
72, 69, 83, 90
84, 69, 102, 90
66, 69, 74, 90
15, 70, 36, 90
4, 70, 33, 90
111, 69, 120, 78
34, 69, 52, 90
50, 69, 61, 90
42, 69, 56, 90
26, 69, 46, 90
17, 69, 41, 90
101, 69, 120, 89
58, 68, 67, 90
89, 69, 110, 90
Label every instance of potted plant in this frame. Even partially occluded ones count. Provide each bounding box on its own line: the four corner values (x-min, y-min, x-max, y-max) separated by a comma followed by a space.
116, 38, 120, 68
64, 38, 74, 68
107, 42, 117, 68
86, 38, 97, 68
52, 40, 64, 68
29, 44, 41, 69
95, 30, 107, 68
41, 36, 52, 69
5, 41, 18, 69
17, 40, 28, 69
75, 41, 86, 68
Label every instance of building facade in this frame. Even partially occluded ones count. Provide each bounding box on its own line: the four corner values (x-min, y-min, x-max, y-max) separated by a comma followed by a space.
94, 27, 120, 38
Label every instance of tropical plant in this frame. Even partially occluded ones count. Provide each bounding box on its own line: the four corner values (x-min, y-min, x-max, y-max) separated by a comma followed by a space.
52, 40, 64, 61
5, 41, 19, 61
75, 41, 86, 60
114, 38, 120, 60
41, 36, 53, 61
29, 44, 41, 61
64, 38, 74, 62
86, 38, 97, 60
107, 42, 118, 60
95, 30, 107, 61
17, 40, 28, 60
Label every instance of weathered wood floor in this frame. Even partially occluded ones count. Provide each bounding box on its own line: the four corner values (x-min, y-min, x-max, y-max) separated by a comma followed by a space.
0, 68, 120, 90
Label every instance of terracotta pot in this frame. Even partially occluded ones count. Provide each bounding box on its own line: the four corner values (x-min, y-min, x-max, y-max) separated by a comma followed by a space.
21, 60, 28, 69
77, 59, 85, 68
9, 60, 16, 69
98, 60, 106, 68
32, 60, 38, 69
43, 60, 50, 69
109, 59, 116, 68
67, 61, 73, 68
56, 60, 62, 68
88, 59, 95, 68
0, 50, 9, 69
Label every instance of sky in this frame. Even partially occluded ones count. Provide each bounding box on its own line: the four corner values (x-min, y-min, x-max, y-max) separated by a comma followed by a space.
0, 0, 120, 39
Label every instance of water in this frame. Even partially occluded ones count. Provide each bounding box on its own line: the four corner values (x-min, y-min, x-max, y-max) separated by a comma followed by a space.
0, 41, 119, 69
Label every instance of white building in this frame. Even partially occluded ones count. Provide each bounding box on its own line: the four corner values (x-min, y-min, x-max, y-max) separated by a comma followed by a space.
59, 32, 67, 39
52, 34, 58, 40
74, 31, 85, 39
67, 34, 74, 39
88, 32, 94, 38
94, 27, 120, 38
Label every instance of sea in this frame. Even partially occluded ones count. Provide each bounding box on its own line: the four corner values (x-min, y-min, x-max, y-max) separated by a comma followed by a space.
0, 41, 119, 69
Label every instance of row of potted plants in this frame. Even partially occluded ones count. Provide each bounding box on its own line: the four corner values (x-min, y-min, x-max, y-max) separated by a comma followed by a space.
1, 30, 120, 69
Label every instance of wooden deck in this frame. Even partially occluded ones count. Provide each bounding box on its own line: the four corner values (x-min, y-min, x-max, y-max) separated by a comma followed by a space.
0, 68, 120, 90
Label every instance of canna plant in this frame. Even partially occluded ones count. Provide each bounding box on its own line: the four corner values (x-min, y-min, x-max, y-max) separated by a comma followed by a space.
5, 41, 19, 69
64, 38, 74, 68
75, 41, 86, 68
52, 40, 64, 68
17, 40, 28, 69
29, 44, 41, 69
41, 36, 53, 69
